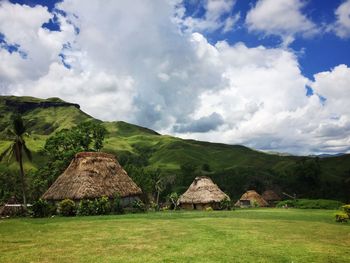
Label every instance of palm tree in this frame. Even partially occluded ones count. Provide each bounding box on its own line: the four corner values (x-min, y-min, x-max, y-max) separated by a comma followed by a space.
0, 115, 32, 210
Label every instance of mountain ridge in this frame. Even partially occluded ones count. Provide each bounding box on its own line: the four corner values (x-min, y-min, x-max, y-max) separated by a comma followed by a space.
1, 95, 349, 201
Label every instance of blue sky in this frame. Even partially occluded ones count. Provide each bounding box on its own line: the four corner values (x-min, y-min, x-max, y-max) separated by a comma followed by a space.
1, 0, 350, 154
7, 0, 350, 79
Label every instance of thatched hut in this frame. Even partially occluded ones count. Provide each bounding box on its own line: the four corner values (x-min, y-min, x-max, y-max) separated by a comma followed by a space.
178, 176, 230, 210
235, 190, 268, 207
262, 190, 281, 206
42, 152, 142, 205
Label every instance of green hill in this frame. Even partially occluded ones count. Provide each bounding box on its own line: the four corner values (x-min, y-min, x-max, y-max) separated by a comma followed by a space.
0, 95, 349, 202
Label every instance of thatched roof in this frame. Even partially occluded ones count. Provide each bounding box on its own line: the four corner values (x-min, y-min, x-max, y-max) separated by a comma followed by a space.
178, 176, 230, 204
42, 152, 142, 201
235, 190, 269, 207
262, 190, 281, 201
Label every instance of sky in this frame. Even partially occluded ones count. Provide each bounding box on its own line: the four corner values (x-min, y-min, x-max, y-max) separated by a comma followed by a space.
0, 0, 350, 155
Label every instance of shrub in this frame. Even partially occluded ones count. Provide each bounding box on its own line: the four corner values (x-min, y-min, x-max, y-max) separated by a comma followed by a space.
219, 198, 232, 210
205, 207, 213, 212
95, 196, 111, 215
31, 199, 53, 218
132, 199, 146, 213
335, 212, 348, 223
77, 199, 95, 216
276, 199, 343, 210
276, 200, 296, 208
251, 200, 259, 208
342, 204, 350, 214
335, 204, 350, 223
58, 199, 76, 216
112, 194, 124, 214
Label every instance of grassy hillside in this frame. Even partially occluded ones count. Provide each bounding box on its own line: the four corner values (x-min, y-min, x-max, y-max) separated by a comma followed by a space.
0, 95, 349, 201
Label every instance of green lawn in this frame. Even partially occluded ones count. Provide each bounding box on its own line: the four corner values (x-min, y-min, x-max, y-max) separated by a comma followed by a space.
0, 209, 349, 263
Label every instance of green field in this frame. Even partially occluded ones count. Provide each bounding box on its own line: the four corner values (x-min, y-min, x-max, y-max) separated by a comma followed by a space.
0, 209, 349, 263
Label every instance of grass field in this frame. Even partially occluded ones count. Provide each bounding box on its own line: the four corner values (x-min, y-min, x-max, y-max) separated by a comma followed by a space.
0, 209, 349, 263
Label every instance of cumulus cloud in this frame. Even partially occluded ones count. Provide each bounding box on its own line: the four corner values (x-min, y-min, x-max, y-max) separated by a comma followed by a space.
175, 0, 240, 33
174, 112, 224, 133
0, 0, 350, 155
246, 0, 318, 45
331, 0, 350, 38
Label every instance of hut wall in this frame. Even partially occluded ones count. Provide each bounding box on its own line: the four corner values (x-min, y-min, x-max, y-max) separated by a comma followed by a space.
120, 196, 140, 207
180, 203, 194, 210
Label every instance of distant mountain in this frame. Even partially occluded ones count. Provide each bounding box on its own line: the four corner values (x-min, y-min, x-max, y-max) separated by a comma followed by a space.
1, 95, 349, 201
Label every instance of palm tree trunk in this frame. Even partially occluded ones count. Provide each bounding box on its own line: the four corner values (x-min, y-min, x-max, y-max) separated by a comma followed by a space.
17, 146, 27, 211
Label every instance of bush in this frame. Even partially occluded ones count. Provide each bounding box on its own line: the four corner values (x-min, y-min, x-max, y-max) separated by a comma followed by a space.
335, 212, 348, 223
132, 199, 146, 213
276, 199, 343, 210
58, 199, 76, 216
219, 198, 233, 210
95, 196, 111, 215
31, 199, 53, 218
205, 207, 213, 212
342, 204, 350, 214
112, 195, 124, 214
276, 200, 296, 208
77, 199, 95, 216
335, 204, 350, 223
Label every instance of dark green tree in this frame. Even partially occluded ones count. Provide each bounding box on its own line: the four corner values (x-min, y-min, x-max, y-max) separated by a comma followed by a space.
0, 115, 32, 209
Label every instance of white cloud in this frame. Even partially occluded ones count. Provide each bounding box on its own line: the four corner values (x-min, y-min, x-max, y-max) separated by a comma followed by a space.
0, 0, 350, 155
0, 0, 76, 86
331, 0, 350, 38
175, 0, 239, 33
246, 0, 318, 45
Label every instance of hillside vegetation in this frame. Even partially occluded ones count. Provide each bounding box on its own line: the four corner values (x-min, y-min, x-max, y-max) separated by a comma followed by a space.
0, 95, 349, 202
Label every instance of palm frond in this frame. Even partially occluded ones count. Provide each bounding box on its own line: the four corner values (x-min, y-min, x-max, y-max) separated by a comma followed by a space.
0, 143, 15, 162
12, 114, 26, 136
23, 141, 32, 162
12, 143, 20, 162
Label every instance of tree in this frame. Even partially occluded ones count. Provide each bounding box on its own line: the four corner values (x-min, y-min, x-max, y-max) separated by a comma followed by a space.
0, 115, 32, 209
169, 192, 179, 210
31, 121, 107, 199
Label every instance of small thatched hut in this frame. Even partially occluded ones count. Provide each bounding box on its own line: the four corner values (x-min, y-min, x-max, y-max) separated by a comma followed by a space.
42, 152, 142, 205
262, 190, 281, 206
178, 176, 230, 210
235, 190, 268, 207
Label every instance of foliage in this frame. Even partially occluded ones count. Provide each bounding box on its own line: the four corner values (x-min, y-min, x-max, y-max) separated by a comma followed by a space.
169, 192, 179, 210
28, 121, 107, 201
77, 199, 95, 216
76, 197, 111, 216
2, 96, 350, 205
219, 197, 233, 210
0, 114, 32, 209
276, 199, 343, 209
205, 207, 213, 212
0, 165, 22, 204
31, 199, 53, 218
335, 212, 348, 223
132, 199, 146, 212
335, 204, 350, 223
342, 204, 350, 214
251, 200, 259, 208
94, 196, 111, 215
112, 194, 124, 214
58, 199, 76, 216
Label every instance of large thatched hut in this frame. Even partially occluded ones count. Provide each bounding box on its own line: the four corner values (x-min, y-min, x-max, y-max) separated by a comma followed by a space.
178, 176, 230, 210
235, 190, 268, 207
262, 190, 281, 206
42, 152, 142, 205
